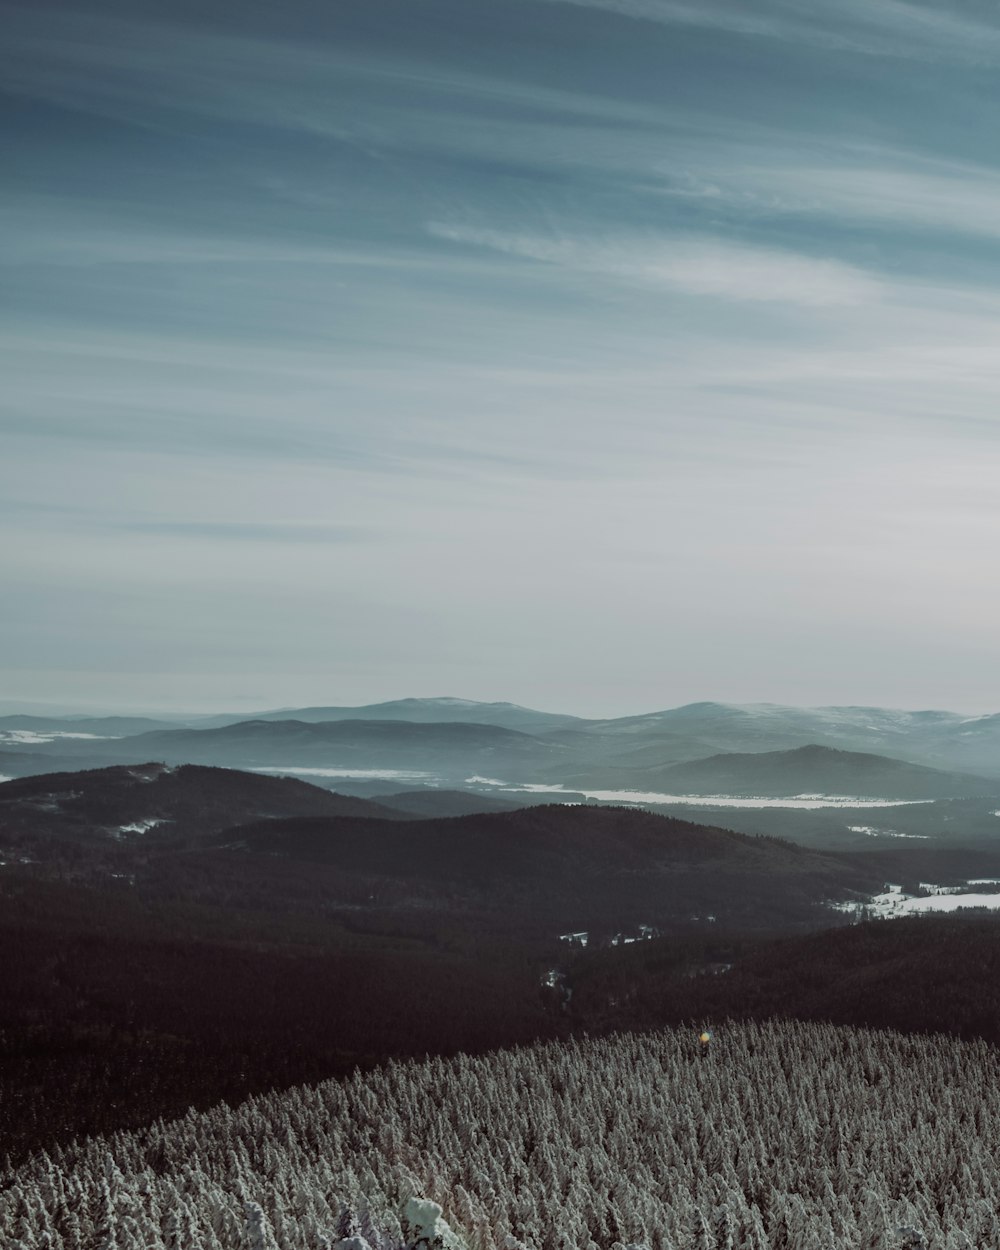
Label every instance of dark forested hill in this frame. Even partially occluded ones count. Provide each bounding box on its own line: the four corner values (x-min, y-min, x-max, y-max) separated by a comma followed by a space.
376, 787, 529, 817
568, 912, 1000, 1044
0, 762, 406, 853
216, 803, 874, 933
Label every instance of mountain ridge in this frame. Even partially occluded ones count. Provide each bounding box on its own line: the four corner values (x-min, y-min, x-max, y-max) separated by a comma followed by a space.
571, 743, 1000, 800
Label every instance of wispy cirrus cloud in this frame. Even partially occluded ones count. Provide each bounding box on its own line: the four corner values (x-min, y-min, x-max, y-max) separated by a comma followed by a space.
0, 5, 661, 139
536, 0, 1000, 63
427, 222, 881, 306
6, 0, 1000, 714
656, 151, 1000, 247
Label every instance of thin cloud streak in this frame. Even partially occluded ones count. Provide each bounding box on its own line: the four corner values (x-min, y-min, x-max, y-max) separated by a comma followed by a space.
654, 153, 1000, 247
5, 0, 1000, 712
1, 6, 664, 137
537, 0, 1000, 64
427, 223, 882, 306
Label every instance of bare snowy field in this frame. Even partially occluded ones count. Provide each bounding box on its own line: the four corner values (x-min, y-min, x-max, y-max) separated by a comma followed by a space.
4, 1021, 998, 1249
833, 882, 1000, 920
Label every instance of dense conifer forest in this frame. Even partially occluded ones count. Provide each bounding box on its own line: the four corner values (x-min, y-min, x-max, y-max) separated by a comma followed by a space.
4, 1021, 998, 1249
3, 853, 1000, 1166
567, 914, 1000, 1043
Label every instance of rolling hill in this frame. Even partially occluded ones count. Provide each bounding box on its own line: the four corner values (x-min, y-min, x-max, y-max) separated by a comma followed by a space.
0, 762, 407, 853
216, 803, 874, 932
572, 743, 1000, 800
376, 787, 529, 817
569, 912, 1000, 1045
573, 702, 1000, 777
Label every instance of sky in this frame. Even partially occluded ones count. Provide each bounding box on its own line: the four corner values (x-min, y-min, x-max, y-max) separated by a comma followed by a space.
3, 0, 1000, 717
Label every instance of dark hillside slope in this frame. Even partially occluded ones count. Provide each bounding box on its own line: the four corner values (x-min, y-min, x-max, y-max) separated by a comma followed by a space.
0, 873, 555, 1165
378, 788, 529, 817
0, 763, 406, 852
570, 912, 1000, 1043
222, 804, 872, 931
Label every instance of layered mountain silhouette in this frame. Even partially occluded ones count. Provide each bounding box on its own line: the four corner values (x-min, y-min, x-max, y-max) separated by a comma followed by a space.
9, 718, 566, 778
196, 697, 582, 734
571, 744, 1000, 800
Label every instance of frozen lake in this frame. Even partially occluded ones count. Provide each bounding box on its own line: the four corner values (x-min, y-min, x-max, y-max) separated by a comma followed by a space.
473, 780, 934, 810
0, 730, 118, 745
251, 767, 940, 810
253, 766, 435, 781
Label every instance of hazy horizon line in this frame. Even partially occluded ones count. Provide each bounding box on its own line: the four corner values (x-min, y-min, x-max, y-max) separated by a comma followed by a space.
1, 693, 996, 722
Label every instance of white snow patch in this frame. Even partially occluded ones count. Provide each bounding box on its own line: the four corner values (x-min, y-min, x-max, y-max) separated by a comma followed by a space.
117, 818, 167, 835
846, 824, 931, 840
127, 765, 175, 782
401, 1198, 463, 1250
897, 893, 1000, 914
465, 774, 508, 786
832, 880, 1000, 919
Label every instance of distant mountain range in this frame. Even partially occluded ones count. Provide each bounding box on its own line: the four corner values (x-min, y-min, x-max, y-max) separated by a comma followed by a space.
1, 700, 998, 807
194, 697, 582, 734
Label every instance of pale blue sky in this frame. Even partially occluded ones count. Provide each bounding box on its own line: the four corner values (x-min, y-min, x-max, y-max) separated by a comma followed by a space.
3, 0, 1000, 715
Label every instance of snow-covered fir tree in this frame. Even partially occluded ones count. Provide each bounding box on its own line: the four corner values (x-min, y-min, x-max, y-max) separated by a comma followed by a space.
2, 1022, 997, 1249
